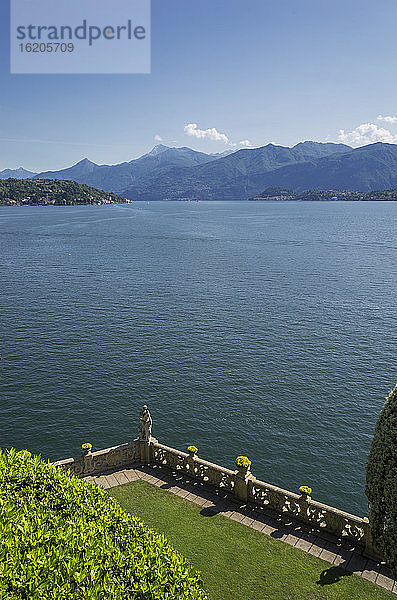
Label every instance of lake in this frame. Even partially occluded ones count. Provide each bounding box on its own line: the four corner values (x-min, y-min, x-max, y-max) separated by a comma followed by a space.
0, 201, 396, 515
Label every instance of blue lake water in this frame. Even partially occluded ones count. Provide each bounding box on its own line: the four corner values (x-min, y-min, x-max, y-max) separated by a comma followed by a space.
0, 201, 396, 515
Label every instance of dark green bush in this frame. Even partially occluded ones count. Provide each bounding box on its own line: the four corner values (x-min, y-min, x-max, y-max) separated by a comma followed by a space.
366, 384, 397, 577
0, 449, 208, 599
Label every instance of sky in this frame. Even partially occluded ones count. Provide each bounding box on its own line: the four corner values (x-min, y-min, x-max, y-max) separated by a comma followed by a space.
2, 0, 397, 171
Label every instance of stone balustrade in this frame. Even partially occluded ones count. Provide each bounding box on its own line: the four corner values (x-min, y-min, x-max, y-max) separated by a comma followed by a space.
52, 406, 379, 560
152, 441, 235, 494
53, 442, 136, 477
248, 478, 369, 546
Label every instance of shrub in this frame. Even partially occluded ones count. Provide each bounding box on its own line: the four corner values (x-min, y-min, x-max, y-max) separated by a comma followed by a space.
0, 448, 208, 599
366, 384, 397, 577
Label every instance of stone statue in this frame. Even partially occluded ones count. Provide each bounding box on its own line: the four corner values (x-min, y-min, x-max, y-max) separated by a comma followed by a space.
139, 405, 152, 442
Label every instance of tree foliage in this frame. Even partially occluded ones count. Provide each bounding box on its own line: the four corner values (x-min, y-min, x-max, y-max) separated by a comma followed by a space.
0, 178, 127, 205
366, 384, 397, 577
0, 449, 208, 599
251, 188, 397, 201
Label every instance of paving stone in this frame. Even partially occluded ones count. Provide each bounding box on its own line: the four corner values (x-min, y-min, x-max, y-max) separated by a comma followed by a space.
215, 500, 229, 513
261, 518, 279, 537
219, 509, 234, 518
250, 519, 265, 532
91, 477, 104, 487
307, 537, 327, 558
334, 544, 358, 564
376, 574, 394, 591
148, 477, 162, 486
176, 489, 190, 499
97, 475, 112, 489
332, 553, 348, 567
284, 533, 300, 547
319, 542, 339, 565
361, 559, 380, 583
163, 485, 178, 494
298, 530, 317, 543
83, 476, 95, 484
315, 529, 337, 543
379, 565, 394, 579
122, 469, 140, 483
271, 527, 288, 542
185, 492, 201, 503
92, 475, 107, 487
375, 565, 395, 591
241, 515, 254, 527
113, 471, 129, 485
154, 478, 167, 487
194, 496, 207, 507
105, 473, 120, 488
345, 553, 367, 575
143, 474, 158, 484
229, 511, 245, 523
295, 537, 314, 552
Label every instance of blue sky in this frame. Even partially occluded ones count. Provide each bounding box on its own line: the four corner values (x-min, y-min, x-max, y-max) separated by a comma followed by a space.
2, 0, 397, 170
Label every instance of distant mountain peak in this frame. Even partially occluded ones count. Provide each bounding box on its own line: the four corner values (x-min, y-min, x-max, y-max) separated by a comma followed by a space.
146, 144, 172, 157
294, 140, 322, 147
0, 166, 37, 180
210, 149, 235, 158
293, 140, 352, 150
75, 158, 97, 167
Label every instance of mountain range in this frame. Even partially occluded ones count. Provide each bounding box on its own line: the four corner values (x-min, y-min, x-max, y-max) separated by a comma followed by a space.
4, 140, 397, 199
0, 167, 37, 180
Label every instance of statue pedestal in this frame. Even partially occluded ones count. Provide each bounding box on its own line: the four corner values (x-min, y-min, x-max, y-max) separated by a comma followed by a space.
234, 470, 254, 503
135, 437, 157, 463
82, 450, 93, 475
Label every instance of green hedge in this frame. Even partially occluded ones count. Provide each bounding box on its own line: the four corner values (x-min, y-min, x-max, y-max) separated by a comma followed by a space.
0, 449, 208, 599
366, 383, 397, 578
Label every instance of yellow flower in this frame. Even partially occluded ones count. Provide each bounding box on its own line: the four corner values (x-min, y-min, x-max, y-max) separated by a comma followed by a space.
17, 450, 31, 458
187, 445, 198, 454
82, 442, 92, 451
235, 456, 251, 468
299, 485, 312, 496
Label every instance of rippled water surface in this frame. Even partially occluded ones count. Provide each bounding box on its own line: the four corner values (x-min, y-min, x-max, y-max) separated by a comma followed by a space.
1, 201, 396, 515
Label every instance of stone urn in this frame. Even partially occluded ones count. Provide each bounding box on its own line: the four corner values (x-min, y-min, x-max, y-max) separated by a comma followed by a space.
187, 445, 198, 458
299, 486, 312, 501
186, 446, 198, 473
235, 456, 251, 478
81, 442, 93, 457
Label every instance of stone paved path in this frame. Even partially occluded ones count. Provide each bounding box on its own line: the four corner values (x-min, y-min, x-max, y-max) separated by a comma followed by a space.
83, 463, 396, 594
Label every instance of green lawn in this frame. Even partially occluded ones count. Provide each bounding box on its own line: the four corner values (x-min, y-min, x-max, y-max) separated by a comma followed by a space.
109, 480, 394, 600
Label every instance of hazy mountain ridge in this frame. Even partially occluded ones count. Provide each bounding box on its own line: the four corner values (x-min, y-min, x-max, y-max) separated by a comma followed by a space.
120, 141, 353, 200
5, 141, 397, 199
0, 167, 37, 179
34, 145, 220, 193
122, 142, 397, 200
1, 142, 352, 197
241, 143, 397, 194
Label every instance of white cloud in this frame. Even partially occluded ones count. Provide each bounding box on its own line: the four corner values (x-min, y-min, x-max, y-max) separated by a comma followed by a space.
377, 115, 397, 124
338, 122, 397, 146
154, 135, 164, 142
239, 139, 252, 147
184, 123, 229, 144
